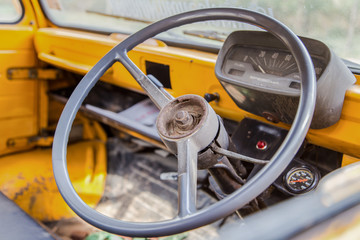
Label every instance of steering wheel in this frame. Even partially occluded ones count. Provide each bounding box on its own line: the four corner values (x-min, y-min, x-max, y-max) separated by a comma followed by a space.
52, 8, 316, 237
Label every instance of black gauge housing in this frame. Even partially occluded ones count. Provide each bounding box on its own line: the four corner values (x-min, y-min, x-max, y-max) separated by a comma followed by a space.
273, 158, 321, 195
215, 31, 355, 129
284, 167, 318, 194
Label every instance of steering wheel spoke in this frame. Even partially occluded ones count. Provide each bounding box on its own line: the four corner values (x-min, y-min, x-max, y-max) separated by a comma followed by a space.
211, 144, 270, 165
116, 51, 172, 109
176, 140, 199, 217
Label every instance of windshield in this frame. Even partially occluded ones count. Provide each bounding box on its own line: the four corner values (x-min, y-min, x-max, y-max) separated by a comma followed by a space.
0, 0, 23, 23
41, 0, 360, 64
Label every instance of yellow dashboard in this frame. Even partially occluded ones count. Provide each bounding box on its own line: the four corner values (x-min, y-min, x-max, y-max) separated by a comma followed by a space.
34, 28, 360, 158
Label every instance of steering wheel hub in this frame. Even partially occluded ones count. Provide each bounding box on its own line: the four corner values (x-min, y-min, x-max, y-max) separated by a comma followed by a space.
174, 110, 195, 131
156, 94, 219, 153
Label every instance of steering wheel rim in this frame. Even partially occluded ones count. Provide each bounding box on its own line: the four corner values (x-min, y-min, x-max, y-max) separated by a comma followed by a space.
52, 8, 316, 237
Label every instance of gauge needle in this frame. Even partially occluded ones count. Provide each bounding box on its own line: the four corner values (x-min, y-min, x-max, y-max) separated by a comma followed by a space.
290, 179, 309, 183
258, 65, 266, 74
250, 57, 266, 74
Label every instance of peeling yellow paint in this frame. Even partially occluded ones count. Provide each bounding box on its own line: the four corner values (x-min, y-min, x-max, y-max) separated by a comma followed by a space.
0, 140, 106, 221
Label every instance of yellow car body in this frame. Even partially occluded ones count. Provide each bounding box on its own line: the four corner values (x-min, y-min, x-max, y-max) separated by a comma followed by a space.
1, 0, 360, 238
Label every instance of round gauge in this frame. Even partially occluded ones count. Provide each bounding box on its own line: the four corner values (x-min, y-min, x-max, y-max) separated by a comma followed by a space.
285, 167, 316, 194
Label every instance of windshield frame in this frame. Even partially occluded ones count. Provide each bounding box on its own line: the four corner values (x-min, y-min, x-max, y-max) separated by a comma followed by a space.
38, 0, 360, 71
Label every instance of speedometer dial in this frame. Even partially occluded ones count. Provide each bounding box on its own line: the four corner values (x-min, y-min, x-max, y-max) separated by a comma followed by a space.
227, 46, 324, 79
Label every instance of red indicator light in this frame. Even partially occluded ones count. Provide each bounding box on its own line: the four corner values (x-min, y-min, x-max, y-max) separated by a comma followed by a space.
256, 140, 267, 150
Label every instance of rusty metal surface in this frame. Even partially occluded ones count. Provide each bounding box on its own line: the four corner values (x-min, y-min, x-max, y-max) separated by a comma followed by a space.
156, 95, 207, 140
7, 67, 63, 80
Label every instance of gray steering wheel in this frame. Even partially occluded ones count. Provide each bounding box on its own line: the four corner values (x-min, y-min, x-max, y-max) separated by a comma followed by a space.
52, 8, 316, 237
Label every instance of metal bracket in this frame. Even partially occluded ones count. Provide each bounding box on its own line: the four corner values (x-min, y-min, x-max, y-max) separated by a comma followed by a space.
7, 136, 54, 148
7, 67, 63, 80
